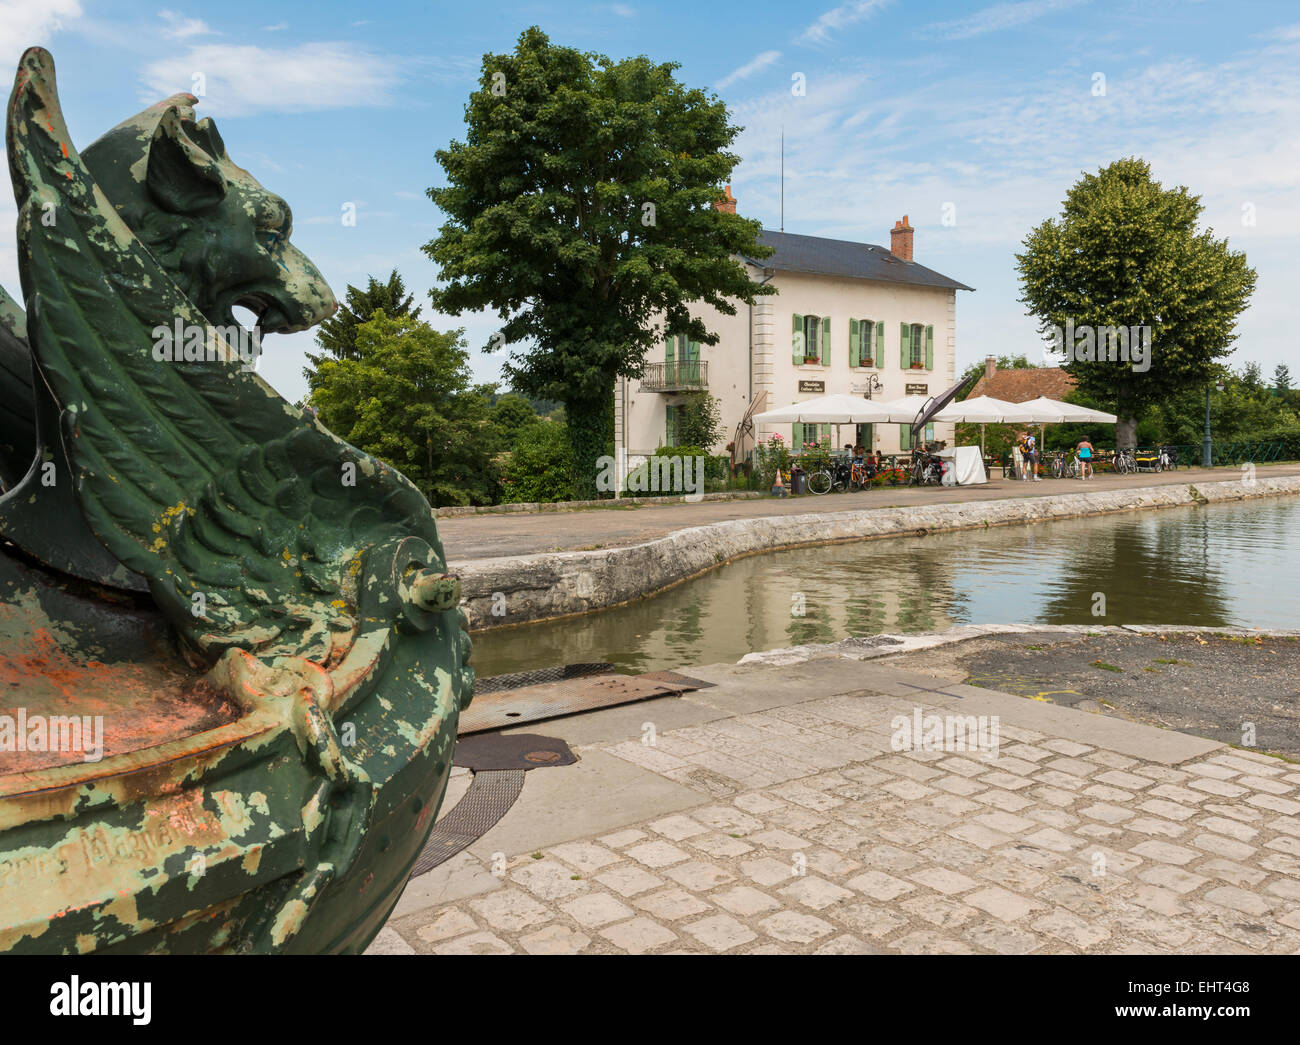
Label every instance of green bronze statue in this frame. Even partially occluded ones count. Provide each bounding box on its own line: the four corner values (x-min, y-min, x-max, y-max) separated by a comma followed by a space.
0, 48, 471, 953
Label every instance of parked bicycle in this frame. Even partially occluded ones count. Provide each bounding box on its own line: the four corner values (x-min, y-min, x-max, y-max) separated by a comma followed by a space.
1113, 448, 1136, 474
808, 455, 873, 495
1049, 451, 1081, 479
907, 451, 946, 487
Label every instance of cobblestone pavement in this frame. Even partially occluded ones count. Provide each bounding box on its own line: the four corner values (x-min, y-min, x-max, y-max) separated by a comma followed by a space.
373, 685, 1300, 955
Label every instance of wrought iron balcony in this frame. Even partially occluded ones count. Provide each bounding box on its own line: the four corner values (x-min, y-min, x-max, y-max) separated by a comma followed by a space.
641, 360, 708, 392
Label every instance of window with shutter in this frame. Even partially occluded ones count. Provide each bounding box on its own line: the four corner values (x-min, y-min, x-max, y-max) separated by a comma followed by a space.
876, 321, 885, 368
910, 323, 925, 367
860, 319, 873, 367
791, 313, 803, 365
900, 323, 910, 369
820, 316, 830, 366
802, 315, 821, 364
849, 318, 860, 367
900, 424, 912, 450
925, 325, 934, 370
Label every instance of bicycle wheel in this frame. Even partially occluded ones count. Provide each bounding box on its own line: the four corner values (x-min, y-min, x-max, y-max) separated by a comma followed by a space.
807, 470, 832, 495
1051, 456, 1063, 479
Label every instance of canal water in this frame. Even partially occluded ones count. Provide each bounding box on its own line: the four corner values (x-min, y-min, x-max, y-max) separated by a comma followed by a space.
469, 497, 1300, 678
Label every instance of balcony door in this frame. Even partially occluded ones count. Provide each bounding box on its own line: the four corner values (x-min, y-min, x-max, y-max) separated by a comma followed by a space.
666, 335, 700, 386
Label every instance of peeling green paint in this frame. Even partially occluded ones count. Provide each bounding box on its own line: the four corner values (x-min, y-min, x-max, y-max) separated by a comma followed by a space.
0, 48, 472, 954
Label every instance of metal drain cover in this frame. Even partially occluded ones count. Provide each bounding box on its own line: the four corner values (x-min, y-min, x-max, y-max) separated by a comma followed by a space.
453, 732, 578, 772
458, 671, 704, 735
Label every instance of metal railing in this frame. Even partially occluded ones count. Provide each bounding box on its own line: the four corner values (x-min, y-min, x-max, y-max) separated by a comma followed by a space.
641, 360, 708, 392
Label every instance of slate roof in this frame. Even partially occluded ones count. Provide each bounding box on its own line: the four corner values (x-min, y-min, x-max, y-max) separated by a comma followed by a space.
970, 366, 1077, 402
745, 230, 974, 293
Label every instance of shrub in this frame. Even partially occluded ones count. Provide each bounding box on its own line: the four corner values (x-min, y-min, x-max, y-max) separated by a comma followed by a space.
500, 419, 574, 502
753, 434, 791, 489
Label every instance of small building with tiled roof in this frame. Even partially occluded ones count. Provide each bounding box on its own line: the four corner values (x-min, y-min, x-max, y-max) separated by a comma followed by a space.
969, 357, 1076, 402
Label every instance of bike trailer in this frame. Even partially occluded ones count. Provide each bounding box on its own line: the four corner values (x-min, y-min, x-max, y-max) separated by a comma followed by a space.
1135, 450, 1161, 472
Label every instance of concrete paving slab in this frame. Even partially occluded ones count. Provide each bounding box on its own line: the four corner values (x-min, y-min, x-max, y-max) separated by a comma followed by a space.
465, 749, 706, 862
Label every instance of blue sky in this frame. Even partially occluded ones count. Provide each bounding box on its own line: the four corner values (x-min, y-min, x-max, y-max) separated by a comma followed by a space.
2, 0, 1297, 401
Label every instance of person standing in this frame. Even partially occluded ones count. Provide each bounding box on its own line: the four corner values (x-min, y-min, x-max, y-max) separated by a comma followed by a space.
1025, 430, 1040, 481
1076, 437, 1094, 480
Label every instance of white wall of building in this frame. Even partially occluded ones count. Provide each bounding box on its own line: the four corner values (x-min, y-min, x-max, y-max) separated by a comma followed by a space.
616, 260, 963, 465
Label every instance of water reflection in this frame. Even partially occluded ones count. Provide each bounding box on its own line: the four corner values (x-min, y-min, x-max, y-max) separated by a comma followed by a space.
470, 498, 1300, 677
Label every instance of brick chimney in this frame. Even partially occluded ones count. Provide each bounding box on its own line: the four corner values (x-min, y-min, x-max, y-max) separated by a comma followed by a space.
715, 184, 737, 214
890, 215, 914, 261
984, 355, 996, 381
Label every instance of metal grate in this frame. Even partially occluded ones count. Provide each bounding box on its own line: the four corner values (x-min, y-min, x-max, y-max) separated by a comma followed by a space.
409, 770, 526, 877
472, 662, 617, 697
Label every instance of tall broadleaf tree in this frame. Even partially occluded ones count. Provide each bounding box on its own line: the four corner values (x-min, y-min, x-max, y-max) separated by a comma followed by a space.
425, 26, 774, 499
1017, 158, 1255, 447
305, 269, 422, 372
306, 310, 500, 507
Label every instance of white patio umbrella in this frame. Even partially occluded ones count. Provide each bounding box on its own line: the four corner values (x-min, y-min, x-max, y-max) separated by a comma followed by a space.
752, 394, 895, 458
871, 394, 935, 423
931, 396, 1037, 458
1012, 397, 1117, 474
752, 393, 895, 424
932, 395, 1037, 424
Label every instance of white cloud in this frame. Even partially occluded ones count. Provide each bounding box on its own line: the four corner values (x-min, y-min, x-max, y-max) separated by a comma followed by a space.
609, 4, 636, 17
716, 50, 781, 90
140, 42, 403, 116
799, 0, 891, 46
0, 0, 81, 68
158, 9, 216, 40
725, 27, 1300, 377
924, 0, 1089, 41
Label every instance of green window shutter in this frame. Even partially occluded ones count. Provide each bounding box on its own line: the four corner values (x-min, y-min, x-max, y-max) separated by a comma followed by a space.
849, 318, 859, 367
665, 336, 675, 362
876, 321, 884, 368
792, 423, 804, 453
820, 316, 831, 366
820, 423, 831, 446
900, 424, 911, 450
685, 339, 700, 361
925, 325, 934, 370
900, 323, 910, 368
792, 314, 803, 364
926, 422, 935, 441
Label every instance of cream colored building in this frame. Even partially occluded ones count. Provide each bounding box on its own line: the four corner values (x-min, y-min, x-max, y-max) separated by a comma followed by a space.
614, 208, 974, 475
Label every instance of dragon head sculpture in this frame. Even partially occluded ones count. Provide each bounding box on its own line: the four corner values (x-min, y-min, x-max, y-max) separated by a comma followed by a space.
79, 93, 335, 337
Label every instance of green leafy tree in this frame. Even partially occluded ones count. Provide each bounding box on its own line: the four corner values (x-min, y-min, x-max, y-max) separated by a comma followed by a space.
307, 310, 499, 506
1017, 158, 1256, 447
1241, 361, 1263, 393
489, 393, 540, 450
1275, 363, 1292, 394
425, 26, 774, 500
500, 419, 574, 503
305, 270, 421, 372
674, 391, 724, 450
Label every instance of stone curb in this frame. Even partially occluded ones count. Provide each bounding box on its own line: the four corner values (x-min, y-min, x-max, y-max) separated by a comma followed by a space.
435, 490, 765, 517
455, 475, 1300, 630
735, 622, 1300, 666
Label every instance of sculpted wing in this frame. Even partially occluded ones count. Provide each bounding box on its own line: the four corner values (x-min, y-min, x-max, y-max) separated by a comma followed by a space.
8, 48, 444, 664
